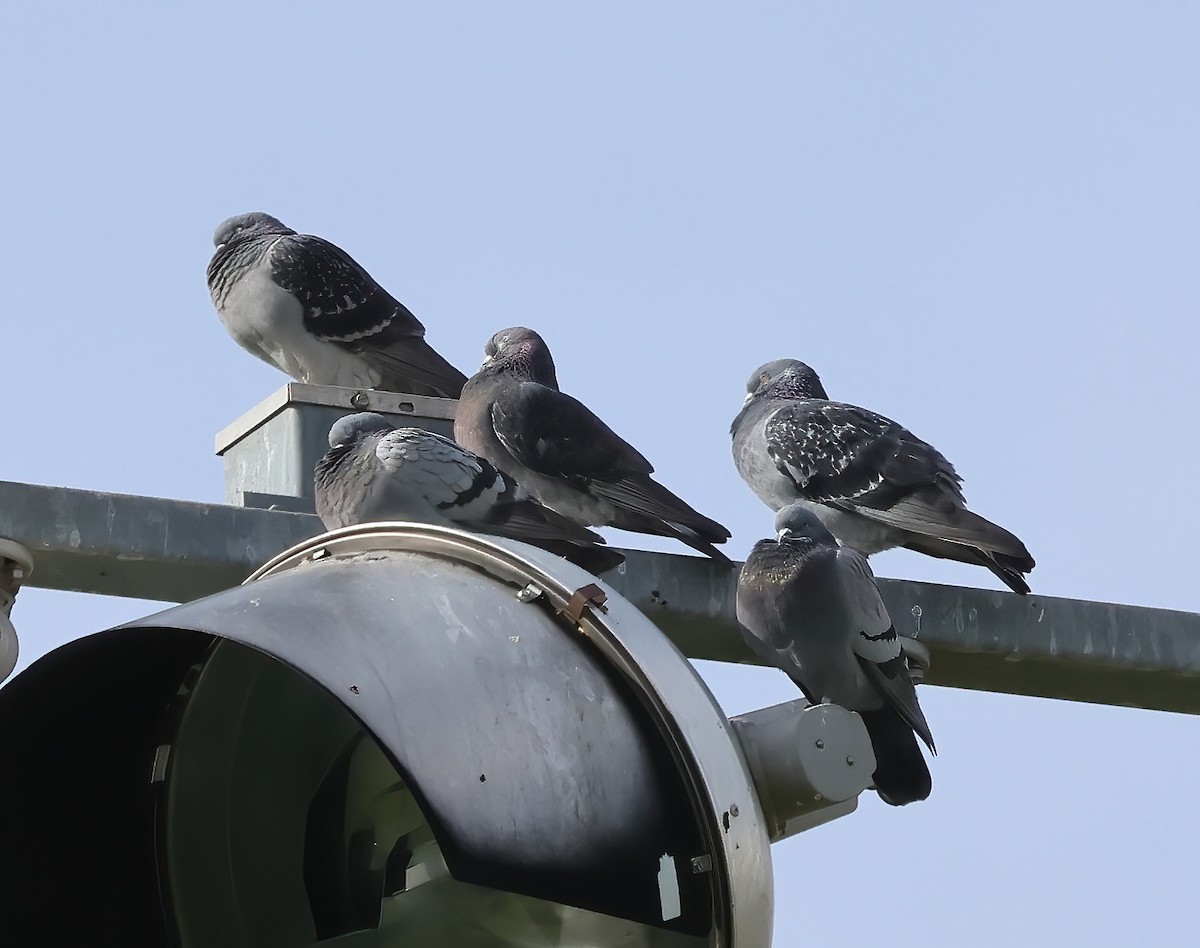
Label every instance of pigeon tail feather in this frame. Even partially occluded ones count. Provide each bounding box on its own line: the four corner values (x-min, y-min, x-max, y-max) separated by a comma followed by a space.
536, 541, 626, 574
360, 337, 467, 397
860, 708, 932, 806
858, 657, 935, 754
588, 475, 731, 544
482, 497, 603, 545
901, 535, 1033, 595
673, 534, 733, 565
605, 505, 733, 564
848, 491, 1031, 559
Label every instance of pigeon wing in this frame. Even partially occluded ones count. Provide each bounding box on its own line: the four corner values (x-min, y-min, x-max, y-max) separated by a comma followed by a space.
837, 548, 936, 753
268, 234, 425, 343
374, 427, 620, 569
266, 235, 464, 396
491, 382, 730, 546
373, 429, 499, 513
764, 401, 964, 510
489, 381, 654, 482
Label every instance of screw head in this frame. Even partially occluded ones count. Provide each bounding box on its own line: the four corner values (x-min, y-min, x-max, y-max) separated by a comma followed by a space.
516, 583, 543, 603
815, 739, 825, 749
845, 755, 855, 766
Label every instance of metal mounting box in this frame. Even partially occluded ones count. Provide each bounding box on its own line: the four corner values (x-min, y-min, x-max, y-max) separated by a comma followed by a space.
215, 384, 457, 513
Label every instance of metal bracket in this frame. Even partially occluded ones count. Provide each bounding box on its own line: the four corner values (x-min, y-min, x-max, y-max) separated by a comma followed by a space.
559, 583, 609, 627
0, 538, 34, 683
901, 637, 932, 684
515, 583, 545, 604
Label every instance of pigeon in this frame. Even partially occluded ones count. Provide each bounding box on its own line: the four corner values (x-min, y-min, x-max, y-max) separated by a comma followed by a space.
454, 327, 733, 564
206, 212, 467, 397
737, 503, 936, 806
731, 359, 1035, 594
314, 412, 624, 574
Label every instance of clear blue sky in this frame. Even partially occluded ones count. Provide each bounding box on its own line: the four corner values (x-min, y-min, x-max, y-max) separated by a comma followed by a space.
4, 4, 1198, 945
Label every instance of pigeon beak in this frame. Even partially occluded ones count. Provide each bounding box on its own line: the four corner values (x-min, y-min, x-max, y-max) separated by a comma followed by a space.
742, 391, 755, 406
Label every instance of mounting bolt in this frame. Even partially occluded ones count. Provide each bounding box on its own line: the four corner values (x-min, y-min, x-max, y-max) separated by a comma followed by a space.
516, 583, 544, 603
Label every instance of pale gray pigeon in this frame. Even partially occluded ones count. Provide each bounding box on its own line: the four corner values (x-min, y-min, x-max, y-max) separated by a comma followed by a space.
737, 503, 936, 806
314, 412, 624, 574
454, 327, 733, 564
731, 359, 1035, 594
207, 212, 466, 397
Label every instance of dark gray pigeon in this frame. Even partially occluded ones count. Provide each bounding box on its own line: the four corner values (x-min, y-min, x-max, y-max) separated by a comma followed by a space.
737, 503, 936, 806
454, 327, 733, 564
314, 412, 624, 574
731, 359, 1035, 594
207, 212, 466, 397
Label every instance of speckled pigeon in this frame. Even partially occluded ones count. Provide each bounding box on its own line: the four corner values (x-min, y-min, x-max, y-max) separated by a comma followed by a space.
314, 412, 624, 574
207, 212, 466, 397
737, 503, 936, 806
731, 359, 1035, 594
454, 327, 732, 564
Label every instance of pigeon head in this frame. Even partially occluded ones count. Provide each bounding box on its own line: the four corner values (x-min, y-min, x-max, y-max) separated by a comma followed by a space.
481, 326, 559, 388
744, 359, 828, 402
328, 412, 395, 449
774, 503, 836, 545
212, 212, 295, 249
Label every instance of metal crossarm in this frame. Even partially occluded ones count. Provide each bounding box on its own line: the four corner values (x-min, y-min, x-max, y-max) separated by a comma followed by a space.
2, 478, 1196, 713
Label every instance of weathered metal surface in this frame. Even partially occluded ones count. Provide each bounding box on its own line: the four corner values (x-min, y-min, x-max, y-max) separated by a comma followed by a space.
238, 524, 774, 944
2, 480, 1198, 713
1, 525, 779, 947
729, 699, 870, 842
0, 480, 320, 602
215, 383, 456, 510
608, 550, 1200, 713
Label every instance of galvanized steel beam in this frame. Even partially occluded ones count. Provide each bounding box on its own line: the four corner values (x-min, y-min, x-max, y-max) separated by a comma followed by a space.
0, 481, 319, 602
2, 479, 1197, 713
616, 548, 1200, 714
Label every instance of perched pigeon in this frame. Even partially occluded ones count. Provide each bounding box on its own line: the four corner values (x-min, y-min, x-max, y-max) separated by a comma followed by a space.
314, 413, 624, 574
731, 359, 1035, 594
737, 504, 936, 806
454, 327, 733, 564
207, 212, 466, 397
